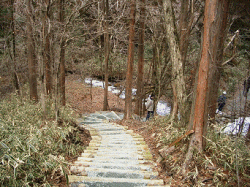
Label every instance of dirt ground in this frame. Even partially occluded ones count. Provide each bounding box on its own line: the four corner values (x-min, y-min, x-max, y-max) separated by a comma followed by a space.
66, 74, 126, 114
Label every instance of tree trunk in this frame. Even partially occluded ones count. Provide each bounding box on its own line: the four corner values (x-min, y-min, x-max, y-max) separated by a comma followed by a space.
163, 0, 186, 123
27, 0, 38, 102
135, 0, 145, 116
59, 0, 66, 106
103, 0, 110, 111
151, 43, 158, 87
207, 0, 230, 121
43, 0, 52, 95
188, 0, 230, 153
179, 0, 194, 69
124, 0, 136, 119
11, 0, 20, 94
246, 125, 250, 144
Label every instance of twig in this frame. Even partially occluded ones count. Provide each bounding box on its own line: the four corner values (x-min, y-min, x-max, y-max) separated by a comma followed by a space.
224, 30, 239, 53
168, 130, 194, 147
222, 53, 237, 66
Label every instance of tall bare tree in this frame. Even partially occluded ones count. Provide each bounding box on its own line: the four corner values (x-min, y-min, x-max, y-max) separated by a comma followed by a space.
163, 0, 186, 123
103, 0, 110, 111
135, 0, 145, 116
10, 0, 20, 94
26, 0, 38, 102
59, 0, 66, 106
124, 0, 136, 119
179, 0, 195, 69
43, 0, 52, 95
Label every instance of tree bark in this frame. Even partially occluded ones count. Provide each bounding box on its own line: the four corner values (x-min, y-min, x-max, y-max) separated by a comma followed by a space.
189, 0, 230, 152
11, 0, 20, 94
135, 0, 145, 116
151, 42, 158, 88
43, 0, 52, 95
207, 0, 230, 121
59, 0, 66, 106
27, 0, 38, 102
163, 0, 186, 123
124, 0, 136, 119
179, 0, 194, 69
103, 0, 110, 111
246, 125, 250, 144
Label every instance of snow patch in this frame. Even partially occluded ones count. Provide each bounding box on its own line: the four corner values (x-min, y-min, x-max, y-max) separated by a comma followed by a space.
221, 117, 250, 136
84, 78, 171, 116
156, 101, 171, 116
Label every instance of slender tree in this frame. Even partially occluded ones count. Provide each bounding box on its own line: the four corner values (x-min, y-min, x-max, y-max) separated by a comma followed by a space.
43, 0, 52, 95
59, 0, 66, 106
179, 0, 195, 69
10, 0, 20, 94
103, 0, 110, 111
163, 0, 186, 123
124, 0, 136, 119
26, 0, 38, 102
135, 0, 145, 116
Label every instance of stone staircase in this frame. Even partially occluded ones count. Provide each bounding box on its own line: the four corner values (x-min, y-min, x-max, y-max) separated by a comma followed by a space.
69, 111, 166, 187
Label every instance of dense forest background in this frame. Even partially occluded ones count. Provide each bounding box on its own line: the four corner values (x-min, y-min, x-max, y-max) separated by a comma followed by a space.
0, 0, 249, 114
0, 0, 250, 186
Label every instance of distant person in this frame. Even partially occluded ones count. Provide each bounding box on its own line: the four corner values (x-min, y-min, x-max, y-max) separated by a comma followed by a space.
146, 94, 154, 120
243, 76, 250, 97
217, 91, 227, 113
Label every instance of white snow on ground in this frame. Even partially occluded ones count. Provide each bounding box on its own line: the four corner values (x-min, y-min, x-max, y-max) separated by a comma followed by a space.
84, 78, 171, 116
132, 89, 137, 96
119, 91, 126, 99
221, 117, 250, 136
85, 78, 105, 88
156, 101, 171, 116
84, 78, 92, 85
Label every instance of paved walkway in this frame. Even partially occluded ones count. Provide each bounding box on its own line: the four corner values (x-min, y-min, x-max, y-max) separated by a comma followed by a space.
69, 111, 165, 187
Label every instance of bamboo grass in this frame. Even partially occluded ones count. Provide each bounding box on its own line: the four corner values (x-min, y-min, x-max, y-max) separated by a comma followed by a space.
0, 93, 85, 186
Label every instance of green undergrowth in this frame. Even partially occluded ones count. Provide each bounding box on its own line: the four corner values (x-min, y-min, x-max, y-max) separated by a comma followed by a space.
204, 124, 250, 186
0, 93, 86, 186
151, 117, 250, 186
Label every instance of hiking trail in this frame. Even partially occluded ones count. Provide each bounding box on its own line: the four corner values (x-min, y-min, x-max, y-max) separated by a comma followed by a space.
69, 111, 166, 187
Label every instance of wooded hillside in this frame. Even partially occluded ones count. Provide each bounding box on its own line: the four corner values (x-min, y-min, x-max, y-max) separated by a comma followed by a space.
0, 0, 250, 186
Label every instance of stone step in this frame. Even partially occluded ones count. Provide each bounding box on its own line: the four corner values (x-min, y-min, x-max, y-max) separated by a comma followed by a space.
86, 145, 149, 153
82, 148, 153, 161
86, 142, 141, 147
81, 116, 104, 122
75, 157, 153, 165
81, 151, 146, 160
88, 113, 110, 120
70, 166, 158, 179
73, 161, 152, 171
82, 150, 150, 159
69, 176, 164, 186
69, 111, 163, 187
80, 152, 146, 160
96, 111, 122, 120
89, 127, 124, 131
